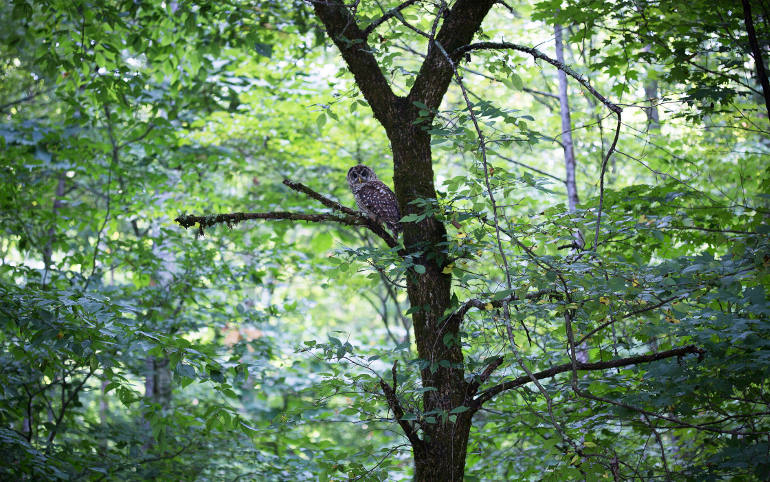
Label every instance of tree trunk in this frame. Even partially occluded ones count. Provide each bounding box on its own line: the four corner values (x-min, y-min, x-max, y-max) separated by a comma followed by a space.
43, 173, 66, 286
554, 23, 579, 212
142, 356, 171, 451
311, 2, 497, 478
144, 356, 172, 407
642, 46, 660, 130
644, 79, 660, 129
555, 23, 590, 364
389, 103, 471, 481
741, 0, 770, 119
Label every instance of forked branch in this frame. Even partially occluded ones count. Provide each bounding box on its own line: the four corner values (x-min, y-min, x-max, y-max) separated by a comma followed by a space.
380, 361, 424, 449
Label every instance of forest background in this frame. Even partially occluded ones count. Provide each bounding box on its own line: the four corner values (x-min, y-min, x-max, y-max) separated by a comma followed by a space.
1, 0, 769, 480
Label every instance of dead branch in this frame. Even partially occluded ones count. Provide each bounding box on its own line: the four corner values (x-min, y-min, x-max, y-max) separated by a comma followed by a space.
282, 179, 359, 216
175, 179, 398, 248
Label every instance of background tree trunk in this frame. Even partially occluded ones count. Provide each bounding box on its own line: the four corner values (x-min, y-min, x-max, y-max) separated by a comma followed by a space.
554, 23, 579, 212
555, 23, 588, 363
644, 79, 660, 129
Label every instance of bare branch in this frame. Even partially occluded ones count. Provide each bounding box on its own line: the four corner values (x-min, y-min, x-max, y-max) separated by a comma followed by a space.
454, 41, 622, 114
452, 289, 560, 324
363, 0, 421, 37
380, 361, 423, 449
176, 179, 398, 247
118, 123, 156, 149
493, 151, 566, 184
45, 369, 94, 450
282, 178, 399, 246
0, 85, 55, 113
522, 87, 558, 99
283, 179, 359, 216
474, 344, 704, 407
576, 296, 681, 346
592, 113, 621, 250
467, 356, 504, 396
175, 211, 389, 240
642, 414, 672, 481
657, 225, 762, 236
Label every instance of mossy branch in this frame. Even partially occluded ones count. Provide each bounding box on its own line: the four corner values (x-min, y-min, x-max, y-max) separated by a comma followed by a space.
174, 178, 398, 248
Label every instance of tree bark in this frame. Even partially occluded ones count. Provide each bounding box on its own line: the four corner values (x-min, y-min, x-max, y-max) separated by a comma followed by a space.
554, 23, 579, 212
311, 1, 495, 479
644, 79, 660, 129
554, 23, 588, 362
389, 107, 471, 481
741, 0, 770, 118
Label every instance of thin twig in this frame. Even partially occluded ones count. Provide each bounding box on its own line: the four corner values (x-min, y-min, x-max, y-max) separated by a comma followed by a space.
84, 105, 118, 290
363, 0, 421, 37
0, 86, 56, 112
576, 296, 681, 346
591, 113, 621, 251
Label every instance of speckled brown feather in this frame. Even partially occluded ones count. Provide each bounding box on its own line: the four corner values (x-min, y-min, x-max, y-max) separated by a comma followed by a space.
347, 165, 402, 235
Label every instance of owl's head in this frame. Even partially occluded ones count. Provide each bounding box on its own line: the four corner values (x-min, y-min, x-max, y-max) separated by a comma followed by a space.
347, 165, 378, 187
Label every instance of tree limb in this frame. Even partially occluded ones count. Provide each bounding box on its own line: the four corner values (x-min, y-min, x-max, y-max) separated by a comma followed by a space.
45, 368, 94, 451
175, 211, 394, 246
176, 178, 398, 247
283, 178, 398, 246
409, 0, 497, 111
741, 0, 770, 119
576, 296, 681, 346
466, 356, 504, 397
452, 289, 560, 324
282, 179, 359, 216
473, 344, 704, 408
591, 112, 621, 250
0, 86, 55, 113
311, 0, 398, 129
454, 41, 622, 114
118, 123, 156, 149
380, 361, 423, 449
362, 0, 421, 37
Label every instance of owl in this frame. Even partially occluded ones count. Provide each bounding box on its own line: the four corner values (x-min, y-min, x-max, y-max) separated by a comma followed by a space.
347, 164, 401, 236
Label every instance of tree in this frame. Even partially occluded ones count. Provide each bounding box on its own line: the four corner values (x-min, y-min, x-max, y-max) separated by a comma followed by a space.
2, 0, 769, 480
181, 1, 769, 479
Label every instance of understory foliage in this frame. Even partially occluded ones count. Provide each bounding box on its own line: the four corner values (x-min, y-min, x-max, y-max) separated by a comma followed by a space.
1, 0, 769, 480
